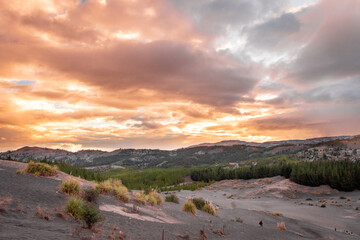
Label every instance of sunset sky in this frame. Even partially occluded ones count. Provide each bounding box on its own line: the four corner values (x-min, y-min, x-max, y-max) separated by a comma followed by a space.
1, 0, 360, 151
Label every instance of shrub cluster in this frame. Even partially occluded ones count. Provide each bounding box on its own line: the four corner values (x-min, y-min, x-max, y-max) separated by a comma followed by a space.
165, 194, 179, 204
191, 198, 216, 216
26, 161, 57, 176
60, 179, 81, 196
133, 191, 163, 205
65, 197, 102, 228
183, 200, 196, 215
96, 179, 130, 202
82, 187, 99, 203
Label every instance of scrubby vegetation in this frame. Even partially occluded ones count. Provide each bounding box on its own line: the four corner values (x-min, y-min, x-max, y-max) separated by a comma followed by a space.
165, 194, 179, 204
81, 203, 102, 228
114, 185, 130, 202
96, 179, 123, 194
183, 200, 196, 215
82, 187, 99, 203
191, 160, 360, 191
133, 191, 163, 205
66, 197, 85, 220
160, 181, 211, 192
59, 179, 81, 196
96, 179, 130, 202
16, 169, 25, 175
102, 167, 195, 190
65, 197, 102, 228
26, 161, 57, 176
202, 203, 216, 216
192, 198, 206, 210
190, 198, 216, 216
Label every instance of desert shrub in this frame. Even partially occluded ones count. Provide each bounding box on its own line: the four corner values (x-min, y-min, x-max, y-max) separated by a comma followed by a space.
339, 196, 347, 199
192, 198, 206, 210
65, 197, 84, 220
114, 186, 130, 202
26, 161, 57, 176
148, 194, 157, 205
96, 179, 123, 194
202, 203, 216, 216
134, 192, 148, 205
65, 197, 101, 228
277, 222, 286, 230
148, 191, 163, 205
81, 203, 102, 229
16, 169, 25, 175
183, 200, 196, 215
82, 187, 99, 203
165, 194, 179, 204
60, 179, 81, 196
320, 204, 326, 208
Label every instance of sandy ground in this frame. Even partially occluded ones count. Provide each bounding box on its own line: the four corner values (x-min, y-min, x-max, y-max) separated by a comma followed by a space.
1, 160, 359, 240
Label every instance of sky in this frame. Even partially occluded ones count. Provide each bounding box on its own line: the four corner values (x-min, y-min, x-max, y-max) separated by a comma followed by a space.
0, 0, 360, 152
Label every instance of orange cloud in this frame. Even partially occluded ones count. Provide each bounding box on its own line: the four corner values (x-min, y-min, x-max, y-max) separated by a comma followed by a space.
0, 0, 359, 151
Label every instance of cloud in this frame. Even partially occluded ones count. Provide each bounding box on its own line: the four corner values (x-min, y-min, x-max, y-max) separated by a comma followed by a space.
290, 0, 360, 82
247, 13, 301, 49
0, 0, 359, 151
172, 0, 287, 34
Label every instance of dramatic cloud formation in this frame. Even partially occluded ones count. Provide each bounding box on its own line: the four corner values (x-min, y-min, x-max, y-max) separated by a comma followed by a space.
0, 0, 359, 151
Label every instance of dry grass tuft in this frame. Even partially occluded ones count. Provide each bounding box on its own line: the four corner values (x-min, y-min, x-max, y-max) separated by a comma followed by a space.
26, 161, 57, 176
261, 210, 283, 217
165, 194, 179, 204
60, 179, 81, 196
114, 186, 130, 202
277, 222, 286, 230
183, 200, 196, 215
202, 202, 216, 216
96, 179, 131, 202
16, 169, 25, 175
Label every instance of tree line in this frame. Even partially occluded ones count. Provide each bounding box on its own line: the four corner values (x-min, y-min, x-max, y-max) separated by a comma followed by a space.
190, 160, 360, 191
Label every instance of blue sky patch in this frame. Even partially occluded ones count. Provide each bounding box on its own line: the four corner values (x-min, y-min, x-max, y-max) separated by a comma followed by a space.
12, 80, 36, 86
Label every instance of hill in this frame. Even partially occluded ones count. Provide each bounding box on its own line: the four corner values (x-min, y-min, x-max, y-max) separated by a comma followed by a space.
1, 160, 359, 239
1, 135, 360, 169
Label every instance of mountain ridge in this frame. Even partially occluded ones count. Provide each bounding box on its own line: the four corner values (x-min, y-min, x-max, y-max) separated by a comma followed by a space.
1, 134, 359, 168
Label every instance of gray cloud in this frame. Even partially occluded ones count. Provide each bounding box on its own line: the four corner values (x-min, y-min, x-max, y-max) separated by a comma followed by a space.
291, 4, 360, 82
247, 13, 301, 49
171, 0, 287, 34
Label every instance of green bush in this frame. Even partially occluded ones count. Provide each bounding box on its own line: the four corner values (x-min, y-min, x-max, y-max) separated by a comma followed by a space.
81, 203, 102, 229
183, 200, 196, 215
165, 194, 179, 204
192, 198, 206, 210
60, 179, 81, 196
82, 187, 99, 203
66, 197, 84, 220
26, 161, 57, 176
65, 197, 101, 228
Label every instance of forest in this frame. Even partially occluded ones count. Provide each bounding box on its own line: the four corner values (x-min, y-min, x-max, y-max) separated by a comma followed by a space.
190, 160, 360, 191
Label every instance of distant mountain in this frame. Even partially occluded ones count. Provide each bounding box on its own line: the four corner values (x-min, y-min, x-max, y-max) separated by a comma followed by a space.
189, 135, 359, 148
1, 135, 359, 169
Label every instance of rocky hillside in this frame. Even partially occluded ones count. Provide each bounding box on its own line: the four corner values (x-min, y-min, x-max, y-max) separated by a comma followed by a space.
1, 135, 360, 169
